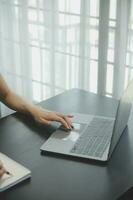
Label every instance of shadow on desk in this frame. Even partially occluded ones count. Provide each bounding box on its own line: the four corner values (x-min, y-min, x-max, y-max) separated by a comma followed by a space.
117, 187, 133, 200
41, 150, 108, 167
13, 112, 57, 138
0, 179, 31, 199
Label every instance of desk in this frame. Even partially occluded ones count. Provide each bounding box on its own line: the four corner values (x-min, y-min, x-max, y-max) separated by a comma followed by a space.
0, 89, 133, 200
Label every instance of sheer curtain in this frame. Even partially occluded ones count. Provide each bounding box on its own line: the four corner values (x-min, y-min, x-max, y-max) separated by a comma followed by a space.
0, 0, 133, 117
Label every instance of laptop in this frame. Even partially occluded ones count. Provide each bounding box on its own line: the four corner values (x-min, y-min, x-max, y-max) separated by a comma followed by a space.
40, 79, 133, 162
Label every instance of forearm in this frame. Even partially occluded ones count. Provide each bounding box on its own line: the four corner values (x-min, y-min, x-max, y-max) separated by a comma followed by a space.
0, 74, 38, 116
2, 91, 38, 116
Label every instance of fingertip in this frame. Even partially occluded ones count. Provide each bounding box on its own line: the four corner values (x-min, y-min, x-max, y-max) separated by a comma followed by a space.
64, 124, 70, 129
67, 115, 74, 118
64, 123, 70, 130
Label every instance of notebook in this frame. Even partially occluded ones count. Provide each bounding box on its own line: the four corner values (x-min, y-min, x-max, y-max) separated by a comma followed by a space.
0, 152, 31, 192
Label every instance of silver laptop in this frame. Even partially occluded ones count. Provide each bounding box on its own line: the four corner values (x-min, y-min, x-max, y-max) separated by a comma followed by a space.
40, 79, 133, 162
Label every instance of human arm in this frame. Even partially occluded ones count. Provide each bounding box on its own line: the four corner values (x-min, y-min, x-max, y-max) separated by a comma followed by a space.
0, 74, 73, 129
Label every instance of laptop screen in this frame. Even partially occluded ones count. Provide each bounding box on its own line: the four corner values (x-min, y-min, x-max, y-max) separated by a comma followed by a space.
108, 79, 133, 159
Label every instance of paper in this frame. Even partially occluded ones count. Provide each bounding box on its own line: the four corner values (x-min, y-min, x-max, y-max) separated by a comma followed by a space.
0, 153, 31, 192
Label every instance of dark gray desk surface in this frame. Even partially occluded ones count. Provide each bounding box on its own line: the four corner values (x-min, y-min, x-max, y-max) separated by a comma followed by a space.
0, 89, 133, 200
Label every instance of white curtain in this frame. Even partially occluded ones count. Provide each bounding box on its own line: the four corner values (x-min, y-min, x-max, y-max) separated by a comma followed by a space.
0, 0, 133, 117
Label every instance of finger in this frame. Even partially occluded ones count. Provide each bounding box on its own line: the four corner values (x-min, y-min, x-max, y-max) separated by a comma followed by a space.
62, 116, 73, 129
0, 161, 3, 169
57, 113, 73, 118
56, 116, 70, 129
0, 165, 3, 170
0, 168, 6, 177
40, 118, 51, 126
66, 115, 73, 118
0, 164, 4, 171
57, 114, 73, 128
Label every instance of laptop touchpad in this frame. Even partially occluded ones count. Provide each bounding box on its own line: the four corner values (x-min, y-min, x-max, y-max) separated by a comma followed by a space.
62, 123, 85, 142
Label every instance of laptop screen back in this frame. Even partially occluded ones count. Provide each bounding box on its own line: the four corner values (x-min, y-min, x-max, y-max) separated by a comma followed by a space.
108, 79, 133, 159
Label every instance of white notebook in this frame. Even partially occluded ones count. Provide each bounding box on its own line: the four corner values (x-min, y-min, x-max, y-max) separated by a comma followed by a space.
0, 152, 31, 192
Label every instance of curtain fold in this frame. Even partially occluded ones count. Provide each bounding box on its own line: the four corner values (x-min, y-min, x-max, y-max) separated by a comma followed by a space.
0, 0, 133, 117
113, 0, 130, 98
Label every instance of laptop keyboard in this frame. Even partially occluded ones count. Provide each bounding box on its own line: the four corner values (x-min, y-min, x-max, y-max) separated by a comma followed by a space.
70, 117, 114, 158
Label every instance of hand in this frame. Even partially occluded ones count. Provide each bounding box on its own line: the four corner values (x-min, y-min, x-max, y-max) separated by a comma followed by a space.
0, 160, 6, 178
32, 107, 73, 129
